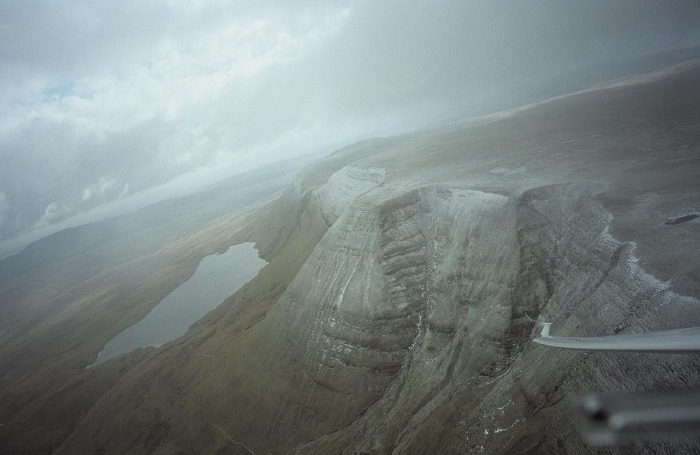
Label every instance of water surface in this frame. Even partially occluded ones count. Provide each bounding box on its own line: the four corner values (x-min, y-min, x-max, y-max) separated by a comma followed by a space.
91, 242, 266, 366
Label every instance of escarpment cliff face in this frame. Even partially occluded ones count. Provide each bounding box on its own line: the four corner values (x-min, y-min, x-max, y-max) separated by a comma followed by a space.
293, 181, 700, 454
10, 63, 700, 454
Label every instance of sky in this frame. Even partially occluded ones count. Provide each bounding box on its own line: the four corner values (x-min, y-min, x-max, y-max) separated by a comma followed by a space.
0, 0, 698, 251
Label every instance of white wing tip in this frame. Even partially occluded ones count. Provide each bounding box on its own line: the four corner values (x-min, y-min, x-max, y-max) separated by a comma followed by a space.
541, 322, 552, 337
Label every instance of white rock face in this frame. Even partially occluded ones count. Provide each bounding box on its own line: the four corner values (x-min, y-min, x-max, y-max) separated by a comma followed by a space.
269, 177, 700, 454
315, 165, 386, 225
277, 185, 516, 400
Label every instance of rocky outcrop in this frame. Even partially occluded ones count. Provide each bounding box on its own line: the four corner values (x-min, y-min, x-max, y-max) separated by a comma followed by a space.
285, 180, 700, 454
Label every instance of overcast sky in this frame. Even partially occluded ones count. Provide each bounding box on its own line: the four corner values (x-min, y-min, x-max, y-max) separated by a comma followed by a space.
0, 0, 698, 249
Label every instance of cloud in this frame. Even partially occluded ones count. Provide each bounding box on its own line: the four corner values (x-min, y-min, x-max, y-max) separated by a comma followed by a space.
0, 192, 8, 229
34, 202, 73, 229
81, 176, 120, 202
0, 1, 355, 239
0, 0, 698, 244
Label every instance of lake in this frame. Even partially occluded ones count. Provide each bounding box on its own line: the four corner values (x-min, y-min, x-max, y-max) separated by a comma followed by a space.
90, 242, 266, 367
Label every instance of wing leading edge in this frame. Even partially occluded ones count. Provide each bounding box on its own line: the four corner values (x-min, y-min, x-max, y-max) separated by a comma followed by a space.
533, 325, 700, 353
